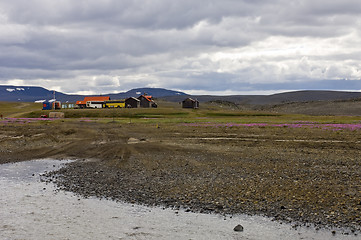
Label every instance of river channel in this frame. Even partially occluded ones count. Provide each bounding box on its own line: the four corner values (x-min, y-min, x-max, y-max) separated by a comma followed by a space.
0, 159, 358, 240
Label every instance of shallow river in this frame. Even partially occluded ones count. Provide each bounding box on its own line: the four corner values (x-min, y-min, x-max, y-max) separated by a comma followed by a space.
0, 159, 358, 240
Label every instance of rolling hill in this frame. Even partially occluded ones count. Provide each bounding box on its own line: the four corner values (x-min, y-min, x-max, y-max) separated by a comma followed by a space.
0, 86, 187, 102
1, 85, 361, 113
161, 90, 361, 105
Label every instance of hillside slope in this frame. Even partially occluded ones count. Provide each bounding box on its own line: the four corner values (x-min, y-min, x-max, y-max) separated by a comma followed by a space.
0, 85, 187, 102
258, 98, 361, 116
162, 90, 361, 105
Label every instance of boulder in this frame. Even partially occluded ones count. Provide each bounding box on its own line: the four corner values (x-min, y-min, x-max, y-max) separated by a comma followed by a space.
233, 224, 244, 232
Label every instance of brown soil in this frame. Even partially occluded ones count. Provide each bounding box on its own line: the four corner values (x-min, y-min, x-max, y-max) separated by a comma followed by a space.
1, 120, 360, 234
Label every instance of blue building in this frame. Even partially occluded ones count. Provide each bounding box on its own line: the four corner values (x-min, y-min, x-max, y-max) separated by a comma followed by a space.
42, 102, 52, 110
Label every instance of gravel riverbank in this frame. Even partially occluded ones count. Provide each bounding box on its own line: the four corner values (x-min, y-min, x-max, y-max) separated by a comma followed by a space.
43, 150, 360, 236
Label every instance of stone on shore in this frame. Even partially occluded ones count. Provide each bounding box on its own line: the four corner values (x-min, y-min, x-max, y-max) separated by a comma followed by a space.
233, 224, 244, 232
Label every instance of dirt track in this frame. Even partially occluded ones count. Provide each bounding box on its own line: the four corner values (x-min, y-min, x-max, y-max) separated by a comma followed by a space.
1, 119, 360, 234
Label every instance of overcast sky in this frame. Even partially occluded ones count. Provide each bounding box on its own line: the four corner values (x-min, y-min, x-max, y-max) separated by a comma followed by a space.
1, 0, 361, 95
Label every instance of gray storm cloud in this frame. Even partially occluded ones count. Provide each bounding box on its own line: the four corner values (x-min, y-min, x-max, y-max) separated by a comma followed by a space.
0, 0, 360, 94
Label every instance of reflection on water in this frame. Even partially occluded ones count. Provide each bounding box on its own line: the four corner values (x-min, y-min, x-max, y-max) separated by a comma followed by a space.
0, 159, 358, 240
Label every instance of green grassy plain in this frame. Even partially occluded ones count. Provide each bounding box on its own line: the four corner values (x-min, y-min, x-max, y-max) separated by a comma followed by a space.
0, 102, 42, 118
1, 101, 361, 125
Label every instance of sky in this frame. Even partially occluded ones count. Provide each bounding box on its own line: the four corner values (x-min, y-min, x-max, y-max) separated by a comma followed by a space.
1, 0, 361, 95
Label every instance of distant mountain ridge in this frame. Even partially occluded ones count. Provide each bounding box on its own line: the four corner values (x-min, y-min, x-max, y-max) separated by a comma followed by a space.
0, 86, 187, 102
161, 90, 361, 105
1, 85, 361, 105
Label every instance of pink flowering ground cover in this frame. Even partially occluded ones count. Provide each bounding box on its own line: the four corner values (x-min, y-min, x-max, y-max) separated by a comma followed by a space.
0, 117, 57, 124
182, 122, 361, 131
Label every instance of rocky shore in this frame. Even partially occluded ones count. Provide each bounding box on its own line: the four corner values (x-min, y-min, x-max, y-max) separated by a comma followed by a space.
43, 150, 360, 236
1, 120, 360, 235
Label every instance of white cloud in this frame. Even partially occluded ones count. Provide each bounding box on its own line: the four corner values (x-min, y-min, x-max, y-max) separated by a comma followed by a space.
0, 0, 361, 95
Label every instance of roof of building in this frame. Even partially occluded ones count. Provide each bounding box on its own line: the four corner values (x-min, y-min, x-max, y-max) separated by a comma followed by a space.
84, 96, 110, 101
183, 97, 198, 102
125, 97, 140, 101
138, 95, 153, 102
76, 96, 110, 105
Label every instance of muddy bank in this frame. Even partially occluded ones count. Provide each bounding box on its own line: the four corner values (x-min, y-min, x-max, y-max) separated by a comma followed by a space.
1, 120, 361, 235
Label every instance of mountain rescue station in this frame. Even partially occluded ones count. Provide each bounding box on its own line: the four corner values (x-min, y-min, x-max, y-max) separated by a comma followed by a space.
74, 94, 157, 109
41, 92, 163, 110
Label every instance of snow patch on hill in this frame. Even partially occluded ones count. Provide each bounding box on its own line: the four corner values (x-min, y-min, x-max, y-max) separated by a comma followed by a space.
6, 88, 25, 92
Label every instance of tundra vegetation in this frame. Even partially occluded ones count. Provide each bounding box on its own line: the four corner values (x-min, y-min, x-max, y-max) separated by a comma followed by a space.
0, 101, 360, 235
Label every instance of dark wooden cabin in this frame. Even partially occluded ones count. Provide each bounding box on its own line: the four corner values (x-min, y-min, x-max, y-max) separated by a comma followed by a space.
182, 98, 199, 109
138, 95, 157, 108
125, 97, 140, 108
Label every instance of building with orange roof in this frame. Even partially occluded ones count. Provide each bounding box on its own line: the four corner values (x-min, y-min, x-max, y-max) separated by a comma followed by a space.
76, 96, 110, 108
137, 94, 157, 108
